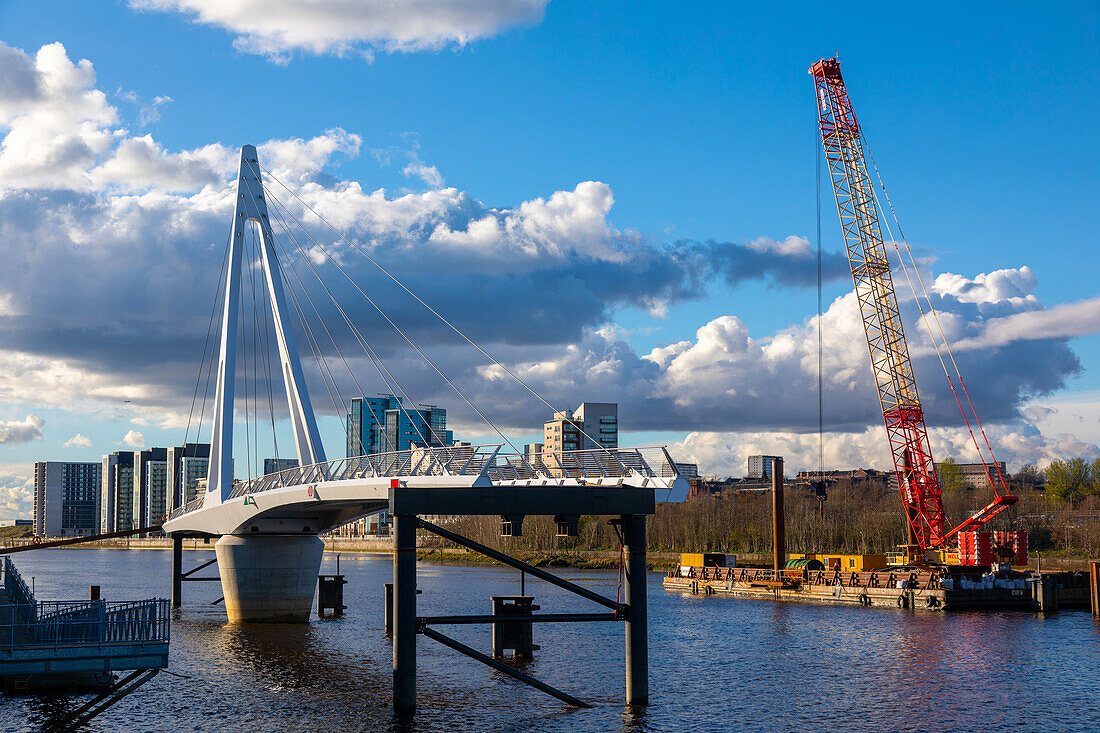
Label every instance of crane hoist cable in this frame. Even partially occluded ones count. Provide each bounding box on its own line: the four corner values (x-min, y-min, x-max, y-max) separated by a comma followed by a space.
809, 57, 1017, 551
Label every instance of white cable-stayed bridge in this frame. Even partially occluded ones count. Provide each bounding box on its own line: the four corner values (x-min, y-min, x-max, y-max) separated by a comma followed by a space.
161, 145, 684, 711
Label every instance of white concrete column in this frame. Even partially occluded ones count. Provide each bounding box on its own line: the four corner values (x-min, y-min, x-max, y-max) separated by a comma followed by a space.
215, 534, 324, 622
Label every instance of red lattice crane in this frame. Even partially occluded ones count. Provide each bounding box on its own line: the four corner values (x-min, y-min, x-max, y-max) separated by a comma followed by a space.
810, 57, 1016, 551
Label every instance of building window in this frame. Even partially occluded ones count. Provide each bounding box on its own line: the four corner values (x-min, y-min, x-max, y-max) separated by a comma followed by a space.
600, 427, 616, 433
600, 417, 617, 424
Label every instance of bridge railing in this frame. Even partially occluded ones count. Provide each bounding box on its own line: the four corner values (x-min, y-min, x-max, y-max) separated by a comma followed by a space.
224, 444, 506, 502
2, 556, 37, 627
0, 599, 170, 651
167, 445, 682, 520
489, 447, 682, 482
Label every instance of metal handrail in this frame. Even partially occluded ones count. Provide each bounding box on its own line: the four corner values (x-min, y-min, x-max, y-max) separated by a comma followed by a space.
1, 599, 170, 651
166, 445, 682, 520
2, 556, 36, 628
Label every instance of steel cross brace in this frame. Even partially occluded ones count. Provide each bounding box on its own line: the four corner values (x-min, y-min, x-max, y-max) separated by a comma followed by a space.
416, 518, 625, 615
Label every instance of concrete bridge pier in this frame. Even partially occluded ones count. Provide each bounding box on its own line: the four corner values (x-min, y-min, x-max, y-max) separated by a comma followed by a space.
215, 534, 324, 622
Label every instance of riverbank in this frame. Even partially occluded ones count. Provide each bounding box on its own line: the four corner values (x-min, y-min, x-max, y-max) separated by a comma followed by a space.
3, 537, 1094, 572
414, 547, 686, 571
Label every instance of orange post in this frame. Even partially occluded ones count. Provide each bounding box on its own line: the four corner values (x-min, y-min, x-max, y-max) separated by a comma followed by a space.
1090, 561, 1099, 618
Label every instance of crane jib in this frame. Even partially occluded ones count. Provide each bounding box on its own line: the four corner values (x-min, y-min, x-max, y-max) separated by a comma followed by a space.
810, 57, 948, 550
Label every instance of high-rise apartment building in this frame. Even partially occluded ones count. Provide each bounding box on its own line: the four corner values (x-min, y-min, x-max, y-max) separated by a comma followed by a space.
263, 457, 299, 475
167, 443, 210, 512
34, 461, 101, 537
346, 396, 454, 457
748, 455, 780, 479
347, 395, 400, 457
132, 447, 168, 529
101, 451, 135, 533
542, 402, 618, 455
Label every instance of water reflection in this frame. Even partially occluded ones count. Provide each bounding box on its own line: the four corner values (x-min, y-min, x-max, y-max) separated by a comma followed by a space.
1, 551, 1099, 733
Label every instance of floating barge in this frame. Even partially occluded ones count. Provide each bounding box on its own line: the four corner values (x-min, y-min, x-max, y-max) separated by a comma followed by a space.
662, 560, 1092, 612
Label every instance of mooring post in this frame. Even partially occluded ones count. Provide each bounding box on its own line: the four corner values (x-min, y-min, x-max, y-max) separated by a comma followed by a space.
393, 514, 417, 714
772, 458, 785, 573
1089, 561, 1099, 617
623, 513, 648, 706
171, 534, 183, 609
384, 582, 393, 634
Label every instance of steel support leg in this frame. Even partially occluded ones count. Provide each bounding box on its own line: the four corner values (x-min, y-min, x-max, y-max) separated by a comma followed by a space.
393, 514, 417, 714
623, 514, 648, 706
171, 535, 182, 609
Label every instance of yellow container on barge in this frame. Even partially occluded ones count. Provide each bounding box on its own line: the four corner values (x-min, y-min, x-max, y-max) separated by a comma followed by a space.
788, 553, 888, 572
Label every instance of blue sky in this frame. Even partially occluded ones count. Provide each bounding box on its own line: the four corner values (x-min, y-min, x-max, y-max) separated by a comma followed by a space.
1, 1, 1099, 512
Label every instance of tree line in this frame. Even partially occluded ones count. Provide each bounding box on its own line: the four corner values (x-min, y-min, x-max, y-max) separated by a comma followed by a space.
439, 471, 1100, 559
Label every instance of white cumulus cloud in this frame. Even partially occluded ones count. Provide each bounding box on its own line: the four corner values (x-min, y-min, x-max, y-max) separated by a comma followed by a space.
0, 463, 34, 519
670, 421, 1100, 479
63, 433, 93, 448
121, 429, 145, 448
0, 415, 44, 445
128, 0, 548, 60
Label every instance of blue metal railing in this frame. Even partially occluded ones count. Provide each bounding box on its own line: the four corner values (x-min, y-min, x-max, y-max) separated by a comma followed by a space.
2, 556, 36, 627
1, 599, 170, 651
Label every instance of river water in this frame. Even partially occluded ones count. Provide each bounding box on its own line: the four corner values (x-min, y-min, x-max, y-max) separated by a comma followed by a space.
2, 548, 1098, 732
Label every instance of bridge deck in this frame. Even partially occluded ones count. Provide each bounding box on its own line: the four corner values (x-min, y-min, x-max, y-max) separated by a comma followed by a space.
164, 445, 686, 536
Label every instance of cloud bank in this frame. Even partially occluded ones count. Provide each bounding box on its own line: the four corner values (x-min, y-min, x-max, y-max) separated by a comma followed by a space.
0, 41, 1097, 483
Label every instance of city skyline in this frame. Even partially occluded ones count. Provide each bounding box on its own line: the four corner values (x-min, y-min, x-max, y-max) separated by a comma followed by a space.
3, 3, 1100, 518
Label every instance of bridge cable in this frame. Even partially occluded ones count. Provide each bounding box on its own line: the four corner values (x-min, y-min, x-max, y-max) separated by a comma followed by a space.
263, 190, 431, 449
196, 255, 228, 449
248, 222, 261, 478
253, 224, 281, 463
277, 231, 424, 449
261, 182, 522, 456
260, 161, 616, 453
277, 245, 348, 438
262, 191, 413, 441
241, 226, 253, 482
276, 246, 348, 445
184, 230, 231, 446
257, 164, 614, 456
272, 226, 370, 449
255, 162, 429, 449
247, 222, 280, 476
256, 175, 522, 455
261, 178, 442, 442
259, 166, 620, 457
256, 212, 348, 442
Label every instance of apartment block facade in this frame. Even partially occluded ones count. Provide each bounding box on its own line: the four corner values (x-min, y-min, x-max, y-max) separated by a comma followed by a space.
542, 402, 618, 455
167, 443, 210, 512
748, 455, 780, 479
263, 457, 299, 475
34, 461, 101, 537
346, 395, 454, 457
101, 451, 135, 533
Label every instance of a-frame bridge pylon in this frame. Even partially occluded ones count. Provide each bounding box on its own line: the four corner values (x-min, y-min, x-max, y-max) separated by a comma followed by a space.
206, 145, 326, 505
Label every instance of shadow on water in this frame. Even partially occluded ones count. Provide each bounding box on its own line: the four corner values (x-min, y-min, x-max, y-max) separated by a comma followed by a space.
21, 694, 86, 733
